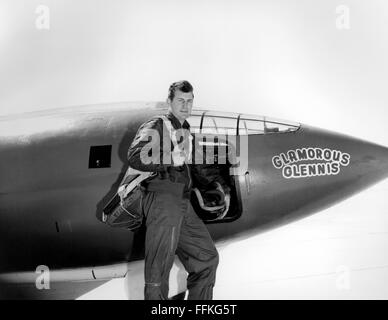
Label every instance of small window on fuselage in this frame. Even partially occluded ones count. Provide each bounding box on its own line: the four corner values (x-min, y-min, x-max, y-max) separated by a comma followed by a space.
89, 145, 112, 168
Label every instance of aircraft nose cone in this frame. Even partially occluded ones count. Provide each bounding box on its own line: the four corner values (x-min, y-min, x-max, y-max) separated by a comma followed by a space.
300, 126, 388, 197
348, 139, 388, 182
381, 146, 388, 173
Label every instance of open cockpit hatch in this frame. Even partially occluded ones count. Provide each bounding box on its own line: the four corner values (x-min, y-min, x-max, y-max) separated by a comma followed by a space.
187, 110, 300, 223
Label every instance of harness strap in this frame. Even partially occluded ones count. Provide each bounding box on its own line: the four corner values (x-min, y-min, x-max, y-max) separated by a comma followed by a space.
160, 115, 193, 163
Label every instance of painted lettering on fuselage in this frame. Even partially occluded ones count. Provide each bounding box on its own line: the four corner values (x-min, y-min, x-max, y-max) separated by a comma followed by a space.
272, 147, 351, 179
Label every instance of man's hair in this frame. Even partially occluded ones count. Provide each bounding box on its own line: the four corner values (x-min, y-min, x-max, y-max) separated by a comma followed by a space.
168, 80, 194, 101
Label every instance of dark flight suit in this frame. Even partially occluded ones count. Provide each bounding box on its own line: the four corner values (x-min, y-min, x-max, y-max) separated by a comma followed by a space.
127, 112, 219, 300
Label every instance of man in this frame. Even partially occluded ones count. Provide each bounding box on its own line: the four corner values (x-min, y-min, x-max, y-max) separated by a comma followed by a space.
127, 80, 219, 300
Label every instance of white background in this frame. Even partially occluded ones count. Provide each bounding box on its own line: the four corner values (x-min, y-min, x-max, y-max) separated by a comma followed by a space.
1, 0, 387, 299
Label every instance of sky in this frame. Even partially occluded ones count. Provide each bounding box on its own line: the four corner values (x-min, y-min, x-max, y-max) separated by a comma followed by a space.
1, 0, 388, 299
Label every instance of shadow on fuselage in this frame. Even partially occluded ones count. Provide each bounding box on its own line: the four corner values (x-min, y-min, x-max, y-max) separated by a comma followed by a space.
94, 118, 149, 262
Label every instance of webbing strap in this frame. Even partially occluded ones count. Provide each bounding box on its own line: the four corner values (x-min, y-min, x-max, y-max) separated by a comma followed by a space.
160, 115, 193, 163
160, 115, 178, 147
145, 282, 161, 287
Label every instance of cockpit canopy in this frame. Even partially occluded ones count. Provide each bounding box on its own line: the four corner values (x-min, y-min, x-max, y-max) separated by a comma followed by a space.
187, 110, 300, 135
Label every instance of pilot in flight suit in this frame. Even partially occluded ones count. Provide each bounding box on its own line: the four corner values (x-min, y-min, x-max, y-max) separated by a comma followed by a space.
127, 81, 219, 300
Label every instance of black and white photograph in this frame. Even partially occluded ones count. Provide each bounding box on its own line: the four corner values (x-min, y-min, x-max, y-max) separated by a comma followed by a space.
0, 0, 388, 303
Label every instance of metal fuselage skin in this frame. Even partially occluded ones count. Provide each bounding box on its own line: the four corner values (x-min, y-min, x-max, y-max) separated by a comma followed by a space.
1, 102, 388, 274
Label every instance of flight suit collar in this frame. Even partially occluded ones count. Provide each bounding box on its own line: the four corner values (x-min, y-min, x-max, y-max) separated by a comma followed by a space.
167, 111, 191, 130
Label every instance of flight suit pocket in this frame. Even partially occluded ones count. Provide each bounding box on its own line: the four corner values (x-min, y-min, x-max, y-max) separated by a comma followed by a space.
142, 190, 156, 220
146, 192, 182, 227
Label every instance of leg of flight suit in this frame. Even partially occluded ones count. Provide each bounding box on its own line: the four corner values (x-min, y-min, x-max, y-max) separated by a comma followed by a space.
176, 203, 219, 300
142, 190, 185, 300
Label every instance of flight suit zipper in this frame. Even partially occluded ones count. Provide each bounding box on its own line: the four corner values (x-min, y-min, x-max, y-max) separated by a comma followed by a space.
170, 226, 176, 253
184, 131, 193, 191
170, 216, 183, 253
185, 163, 192, 190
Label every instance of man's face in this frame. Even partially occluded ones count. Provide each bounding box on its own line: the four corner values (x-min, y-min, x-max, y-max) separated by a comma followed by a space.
168, 90, 194, 122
